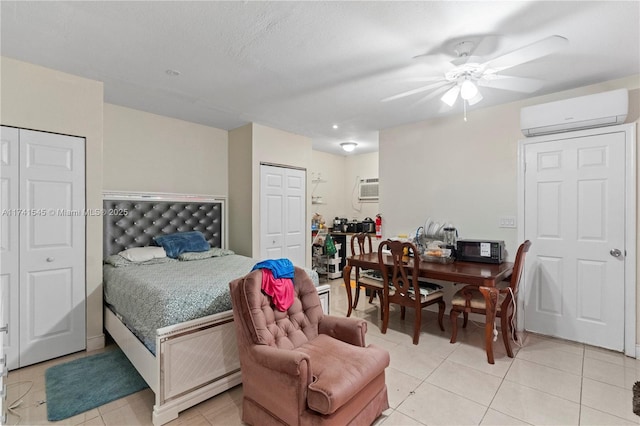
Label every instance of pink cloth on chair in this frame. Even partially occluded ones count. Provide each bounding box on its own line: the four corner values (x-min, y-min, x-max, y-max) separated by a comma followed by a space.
261, 269, 294, 311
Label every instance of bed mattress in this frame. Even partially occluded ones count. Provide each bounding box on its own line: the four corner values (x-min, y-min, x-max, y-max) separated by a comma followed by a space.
104, 254, 318, 354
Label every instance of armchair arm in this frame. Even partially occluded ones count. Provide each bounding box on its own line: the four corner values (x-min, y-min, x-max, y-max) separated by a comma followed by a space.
244, 345, 312, 425
250, 344, 312, 378
318, 315, 367, 347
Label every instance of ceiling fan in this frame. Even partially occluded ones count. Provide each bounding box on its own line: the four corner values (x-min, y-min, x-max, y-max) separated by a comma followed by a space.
382, 35, 569, 115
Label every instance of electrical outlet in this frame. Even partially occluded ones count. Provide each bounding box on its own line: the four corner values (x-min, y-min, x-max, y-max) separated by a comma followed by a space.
499, 216, 517, 228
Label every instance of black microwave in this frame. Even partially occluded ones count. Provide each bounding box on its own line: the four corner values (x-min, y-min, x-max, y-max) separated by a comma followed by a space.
456, 239, 506, 264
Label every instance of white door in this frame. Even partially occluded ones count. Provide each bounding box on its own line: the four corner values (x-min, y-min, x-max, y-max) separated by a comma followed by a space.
0, 126, 20, 370
260, 165, 306, 267
19, 129, 85, 367
522, 130, 627, 351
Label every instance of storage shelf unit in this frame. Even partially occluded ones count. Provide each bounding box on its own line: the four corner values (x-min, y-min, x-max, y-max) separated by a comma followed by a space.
312, 242, 342, 281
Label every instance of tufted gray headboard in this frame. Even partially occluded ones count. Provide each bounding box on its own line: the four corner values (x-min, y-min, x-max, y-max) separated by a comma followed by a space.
103, 192, 226, 257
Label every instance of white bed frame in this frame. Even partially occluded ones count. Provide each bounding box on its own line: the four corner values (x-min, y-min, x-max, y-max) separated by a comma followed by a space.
102, 191, 329, 425
104, 306, 242, 425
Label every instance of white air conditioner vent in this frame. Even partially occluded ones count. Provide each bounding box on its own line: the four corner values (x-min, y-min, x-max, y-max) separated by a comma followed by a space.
520, 89, 628, 137
359, 178, 379, 201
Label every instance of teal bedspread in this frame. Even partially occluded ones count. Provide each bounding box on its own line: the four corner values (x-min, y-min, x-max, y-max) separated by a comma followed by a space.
104, 254, 319, 354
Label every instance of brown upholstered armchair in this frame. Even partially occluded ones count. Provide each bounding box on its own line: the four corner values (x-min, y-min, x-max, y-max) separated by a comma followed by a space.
229, 267, 390, 426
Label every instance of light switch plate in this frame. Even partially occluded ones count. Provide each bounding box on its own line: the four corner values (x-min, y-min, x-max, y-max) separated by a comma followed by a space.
499, 216, 516, 228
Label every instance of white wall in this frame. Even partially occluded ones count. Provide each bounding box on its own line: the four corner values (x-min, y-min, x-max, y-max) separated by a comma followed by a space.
104, 104, 228, 196
228, 123, 313, 263
380, 75, 640, 336
228, 124, 253, 256
380, 76, 640, 260
345, 152, 379, 222
252, 123, 313, 263
1, 56, 105, 351
309, 150, 380, 225
309, 151, 345, 224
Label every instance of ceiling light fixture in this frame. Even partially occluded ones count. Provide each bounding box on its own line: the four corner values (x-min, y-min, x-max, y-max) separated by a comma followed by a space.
460, 79, 479, 100
340, 142, 357, 152
441, 86, 461, 107
165, 69, 181, 76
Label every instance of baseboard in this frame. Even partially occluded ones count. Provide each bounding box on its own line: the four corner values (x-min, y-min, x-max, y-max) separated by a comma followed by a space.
87, 333, 106, 352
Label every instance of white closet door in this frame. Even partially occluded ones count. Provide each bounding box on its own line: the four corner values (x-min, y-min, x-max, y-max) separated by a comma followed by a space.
0, 126, 20, 370
260, 165, 306, 267
19, 129, 85, 367
283, 169, 305, 266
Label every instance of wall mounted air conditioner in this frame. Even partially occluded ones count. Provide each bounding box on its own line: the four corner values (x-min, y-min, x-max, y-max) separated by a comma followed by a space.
358, 178, 379, 201
520, 88, 628, 137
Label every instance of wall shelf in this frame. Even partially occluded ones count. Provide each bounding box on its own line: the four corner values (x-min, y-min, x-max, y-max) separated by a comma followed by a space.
311, 176, 326, 204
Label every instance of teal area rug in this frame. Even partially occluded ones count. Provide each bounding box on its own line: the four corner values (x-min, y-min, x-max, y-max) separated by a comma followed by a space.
45, 348, 149, 421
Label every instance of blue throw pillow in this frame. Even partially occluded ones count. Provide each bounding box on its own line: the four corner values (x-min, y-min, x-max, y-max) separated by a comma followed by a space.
153, 231, 210, 258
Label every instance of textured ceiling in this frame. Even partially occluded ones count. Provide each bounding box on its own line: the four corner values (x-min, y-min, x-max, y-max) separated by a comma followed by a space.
1, 1, 639, 155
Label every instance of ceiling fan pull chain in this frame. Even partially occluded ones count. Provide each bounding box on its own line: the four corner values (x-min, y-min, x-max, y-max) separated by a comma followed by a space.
463, 99, 468, 122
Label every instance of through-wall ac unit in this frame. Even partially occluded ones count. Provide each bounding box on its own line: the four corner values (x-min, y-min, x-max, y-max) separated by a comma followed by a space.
520, 88, 628, 137
358, 178, 379, 201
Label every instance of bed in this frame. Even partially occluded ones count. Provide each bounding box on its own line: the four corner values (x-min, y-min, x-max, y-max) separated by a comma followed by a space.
102, 191, 326, 426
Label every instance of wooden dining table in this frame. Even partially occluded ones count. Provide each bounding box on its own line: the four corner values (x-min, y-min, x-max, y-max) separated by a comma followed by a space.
343, 252, 514, 364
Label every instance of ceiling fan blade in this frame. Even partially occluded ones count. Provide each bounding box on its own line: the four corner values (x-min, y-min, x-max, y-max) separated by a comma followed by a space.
482, 35, 568, 72
466, 35, 501, 60
411, 84, 453, 107
404, 76, 447, 83
412, 52, 452, 63
440, 85, 460, 107
381, 81, 447, 102
478, 75, 544, 93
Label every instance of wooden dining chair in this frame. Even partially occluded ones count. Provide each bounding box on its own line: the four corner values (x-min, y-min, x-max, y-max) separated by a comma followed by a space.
351, 232, 385, 318
379, 240, 445, 345
449, 240, 531, 358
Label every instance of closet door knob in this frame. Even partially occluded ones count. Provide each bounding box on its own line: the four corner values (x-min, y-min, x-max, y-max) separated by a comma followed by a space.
46, 257, 55, 262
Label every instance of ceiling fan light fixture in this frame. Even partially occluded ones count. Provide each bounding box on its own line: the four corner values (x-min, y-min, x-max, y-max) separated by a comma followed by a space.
467, 91, 484, 106
441, 86, 461, 106
460, 79, 479, 100
340, 142, 357, 152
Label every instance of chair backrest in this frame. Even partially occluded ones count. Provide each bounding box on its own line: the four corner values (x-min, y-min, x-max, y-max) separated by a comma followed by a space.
351, 232, 373, 256
377, 240, 421, 305
229, 266, 324, 350
508, 240, 532, 295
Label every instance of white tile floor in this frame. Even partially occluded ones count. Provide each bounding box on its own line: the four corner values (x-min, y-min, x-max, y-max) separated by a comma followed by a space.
6, 277, 640, 425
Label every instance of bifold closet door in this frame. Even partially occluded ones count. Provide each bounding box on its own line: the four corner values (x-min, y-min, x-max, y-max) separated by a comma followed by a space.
260, 164, 306, 267
18, 129, 86, 367
1, 126, 20, 370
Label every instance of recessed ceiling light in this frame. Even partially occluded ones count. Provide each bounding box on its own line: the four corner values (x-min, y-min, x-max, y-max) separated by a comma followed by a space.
332, 124, 339, 129
165, 69, 181, 76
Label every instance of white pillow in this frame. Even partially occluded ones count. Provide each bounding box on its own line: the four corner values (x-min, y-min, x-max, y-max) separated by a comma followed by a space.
118, 246, 166, 262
